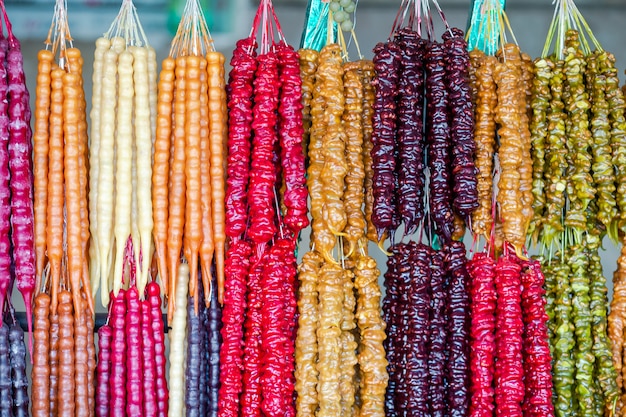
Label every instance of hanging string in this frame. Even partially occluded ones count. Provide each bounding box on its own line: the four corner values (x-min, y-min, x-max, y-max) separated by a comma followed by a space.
105, 0, 149, 49
466, 0, 518, 57
169, 0, 215, 57
248, 0, 285, 54
542, 0, 602, 59
45, 0, 74, 66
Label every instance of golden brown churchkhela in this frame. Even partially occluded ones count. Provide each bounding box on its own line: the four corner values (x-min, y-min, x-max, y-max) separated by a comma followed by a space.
342, 63, 366, 250
295, 42, 388, 417
494, 44, 529, 252
470, 52, 497, 240
319, 44, 348, 245
360, 61, 378, 244
295, 252, 323, 417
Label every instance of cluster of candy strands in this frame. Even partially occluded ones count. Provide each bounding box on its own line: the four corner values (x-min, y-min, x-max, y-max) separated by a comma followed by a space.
295, 5, 389, 417
88, 0, 158, 306
369, 0, 479, 246
524, 1, 622, 415
372, 1, 475, 416
0, 0, 35, 338
95, 240, 168, 417
219, 1, 309, 416
465, 0, 534, 255
152, 0, 226, 322
31, 1, 98, 415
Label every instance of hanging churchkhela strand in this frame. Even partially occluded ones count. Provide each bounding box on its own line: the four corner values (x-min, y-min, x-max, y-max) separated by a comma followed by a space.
295, 3, 388, 417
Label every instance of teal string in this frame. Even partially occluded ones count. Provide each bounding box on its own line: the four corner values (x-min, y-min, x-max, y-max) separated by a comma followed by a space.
300, 0, 337, 51
432, 234, 441, 251
466, 0, 506, 55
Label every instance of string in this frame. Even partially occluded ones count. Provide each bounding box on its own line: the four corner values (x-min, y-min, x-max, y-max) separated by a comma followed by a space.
169, 0, 214, 57
46, 0, 73, 62
245, 0, 286, 54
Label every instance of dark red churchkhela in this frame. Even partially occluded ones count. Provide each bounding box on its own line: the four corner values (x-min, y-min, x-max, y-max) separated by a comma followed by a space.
371, 41, 401, 240
382, 244, 400, 417
425, 40, 455, 242
395, 29, 427, 235
383, 240, 471, 417
391, 243, 412, 412
404, 242, 432, 415
428, 249, 448, 417
443, 28, 479, 218
221, 4, 320, 416
445, 241, 471, 417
